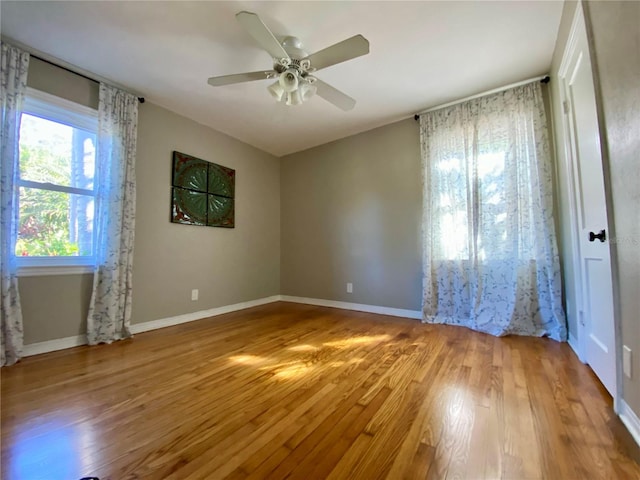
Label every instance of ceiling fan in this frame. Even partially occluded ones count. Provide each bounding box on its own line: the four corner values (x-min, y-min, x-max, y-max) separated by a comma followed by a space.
207, 11, 370, 111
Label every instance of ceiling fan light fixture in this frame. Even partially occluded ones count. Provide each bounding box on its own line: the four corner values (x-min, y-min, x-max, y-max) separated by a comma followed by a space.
299, 82, 317, 102
279, 69, 299, 93
267, 81, 285, 101
286, 89, 303, 106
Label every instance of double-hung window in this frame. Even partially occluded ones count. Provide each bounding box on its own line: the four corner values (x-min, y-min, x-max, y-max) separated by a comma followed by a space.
16, 88, 98, 274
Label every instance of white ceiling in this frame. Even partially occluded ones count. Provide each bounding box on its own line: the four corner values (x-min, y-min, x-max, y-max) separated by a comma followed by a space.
1, 1, 563, 157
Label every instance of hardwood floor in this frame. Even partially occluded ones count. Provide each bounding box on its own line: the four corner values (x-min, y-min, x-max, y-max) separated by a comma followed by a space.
2, 302, 639, 480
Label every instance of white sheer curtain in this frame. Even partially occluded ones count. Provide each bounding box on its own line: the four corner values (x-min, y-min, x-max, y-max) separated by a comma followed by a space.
0, 42, 29, 366
419, 82, 566, 341
87, 83, 138, 344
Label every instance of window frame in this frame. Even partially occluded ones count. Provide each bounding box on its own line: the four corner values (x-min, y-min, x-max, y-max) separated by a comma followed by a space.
16, 88, 99, 276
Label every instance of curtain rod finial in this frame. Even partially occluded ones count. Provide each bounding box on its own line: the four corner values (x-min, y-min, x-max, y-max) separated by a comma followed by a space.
541, 76, 550, 84
138, 97, 145, 103
414, 114, 419, 121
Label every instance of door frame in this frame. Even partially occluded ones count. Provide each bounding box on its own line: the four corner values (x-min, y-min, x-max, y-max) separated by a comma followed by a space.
556, 0, 621, 411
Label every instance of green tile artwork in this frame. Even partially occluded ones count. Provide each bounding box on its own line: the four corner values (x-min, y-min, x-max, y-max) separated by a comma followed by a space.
171, 151, 235, 228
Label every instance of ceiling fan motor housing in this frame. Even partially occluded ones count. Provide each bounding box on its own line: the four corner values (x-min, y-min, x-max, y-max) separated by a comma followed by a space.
281, 36, 307, 59
273, 37, 314, 78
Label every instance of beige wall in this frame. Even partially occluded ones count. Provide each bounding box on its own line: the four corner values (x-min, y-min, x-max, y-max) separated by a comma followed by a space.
19, 64, 280, 344
20, 274, 93, 344
27, 57, 98, 108
132, 103, 280, 324
584, 1, 640, 414
280, 119, 423, 310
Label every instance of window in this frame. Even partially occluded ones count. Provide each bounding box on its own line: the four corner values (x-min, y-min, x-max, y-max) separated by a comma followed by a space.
428, 113, 538, 263
15, 88, 98, 273
434, 150, 509, 261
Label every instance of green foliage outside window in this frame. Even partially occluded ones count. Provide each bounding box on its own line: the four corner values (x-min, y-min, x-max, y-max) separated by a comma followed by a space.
16, 144, 79, 257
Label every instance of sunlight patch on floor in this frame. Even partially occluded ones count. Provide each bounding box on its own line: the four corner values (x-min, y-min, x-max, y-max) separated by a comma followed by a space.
272, 363, 312, 379
228, 336, 383, 381
288, 344, 319, 352
228, 354, 270, 365
258, 360, 302, 371
323, 334, 391, 349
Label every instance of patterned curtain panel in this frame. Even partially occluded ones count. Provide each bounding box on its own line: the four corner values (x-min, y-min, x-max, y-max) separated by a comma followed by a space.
419, 82, 567, 341
87, 83, 138, 345
0, 42, 28, 366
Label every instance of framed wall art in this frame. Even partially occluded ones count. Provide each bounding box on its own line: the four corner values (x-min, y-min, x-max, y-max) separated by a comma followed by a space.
171, 151, 235, 228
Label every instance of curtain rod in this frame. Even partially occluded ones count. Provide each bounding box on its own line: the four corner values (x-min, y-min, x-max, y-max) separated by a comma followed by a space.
2, 36, 145, 103
413, 75, 550, 121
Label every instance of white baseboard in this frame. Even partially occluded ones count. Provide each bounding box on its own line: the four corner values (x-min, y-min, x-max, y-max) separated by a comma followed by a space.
129, 295, 281, 334
567, 332, 584, 362
619, 399, 640, 447
280, 295, 421, 320
22, 334, 87, 357
22, 295, 281, 357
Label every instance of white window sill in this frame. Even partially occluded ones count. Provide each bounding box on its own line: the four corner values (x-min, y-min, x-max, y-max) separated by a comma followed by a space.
17, 265, 95, 277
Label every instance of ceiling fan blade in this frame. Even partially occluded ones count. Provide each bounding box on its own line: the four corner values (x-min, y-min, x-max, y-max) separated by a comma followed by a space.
315, 79, 356, 111
236, 11, 289, 60
304, 35, 369, 71
207, 71, 276, 87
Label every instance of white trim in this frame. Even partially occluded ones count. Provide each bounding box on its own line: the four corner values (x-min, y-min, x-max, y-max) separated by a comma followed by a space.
22, 335, 87, 357
18, 264, 95, 277
280, 295, 421, 319
24, 86, 98, 128
17, 88, 98, 269
567, 332, 585, 362
557, 1, 619, 404
130, 296, 281, 334
619, 399, 640, 447
558, 0, 588, 367
416, 75, 548, 115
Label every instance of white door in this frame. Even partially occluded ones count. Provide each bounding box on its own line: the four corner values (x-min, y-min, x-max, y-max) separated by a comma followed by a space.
559, 4, 616, 396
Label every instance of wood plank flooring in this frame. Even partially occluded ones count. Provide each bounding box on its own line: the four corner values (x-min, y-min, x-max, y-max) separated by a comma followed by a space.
2, 302, 639, 479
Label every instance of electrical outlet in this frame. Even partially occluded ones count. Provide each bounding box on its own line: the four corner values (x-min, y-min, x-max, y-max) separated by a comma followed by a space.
346, 282, 353, 294
191, 289, 199, 301
623, 345, 632, 378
